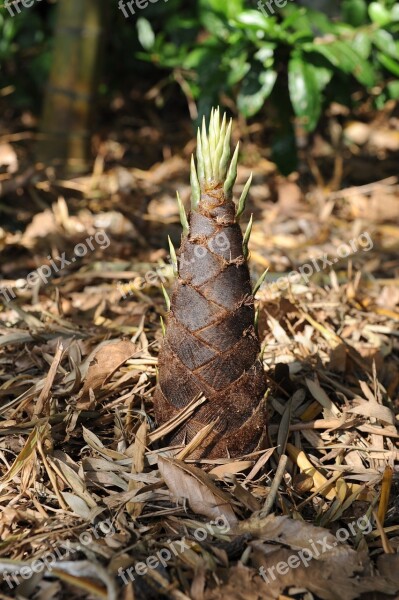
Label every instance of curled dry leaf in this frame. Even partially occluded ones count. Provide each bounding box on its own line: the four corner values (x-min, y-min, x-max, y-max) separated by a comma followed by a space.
347, 400, 395, 425
126, 420, 148, 517
158, 456, 238, 525
241, 513, 356, 570
78, 340, 137, 407
306, 377, 341, 417
209, 461, 254, 479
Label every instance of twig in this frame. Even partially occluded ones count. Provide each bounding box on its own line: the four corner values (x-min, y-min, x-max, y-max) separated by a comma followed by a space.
259, 454, 288, 518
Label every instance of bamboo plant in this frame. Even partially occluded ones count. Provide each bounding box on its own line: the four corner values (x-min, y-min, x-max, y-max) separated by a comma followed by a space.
37, 0, 107, 173
154, 109, 267, 458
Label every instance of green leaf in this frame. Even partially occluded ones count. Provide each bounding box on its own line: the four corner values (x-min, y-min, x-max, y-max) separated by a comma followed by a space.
183, 47, 211, 69
234, 10, 280, 36
369, 2, 392, 26
201, 11, 230, 38
238, 69, 277, 118
314, 65, 334, 92
227, 54, 251, 86
375, 92, 387, 111
304, 40, 375, 87
387, 80, 399, 99
288, 56, 322, 132
286, 8, 337, 36
201, 0, 243, 19
342, 0, 368, 27
137, 18, 155, 51
254, 44, 276, 68
280, 7, 309, 31
352, 32, 372, 58
392, 4, 399, 21
2, 16, 17, 42
372, 29, 399, 59
378, 51, 399, 76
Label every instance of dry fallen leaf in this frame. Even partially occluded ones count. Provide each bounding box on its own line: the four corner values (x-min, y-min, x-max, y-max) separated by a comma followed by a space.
78, 340, 137, 406
158, 456, 238, 525
126, 420, 148, 517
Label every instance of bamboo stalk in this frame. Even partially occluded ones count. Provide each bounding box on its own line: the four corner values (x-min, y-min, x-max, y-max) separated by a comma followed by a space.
37, 0, 108, 174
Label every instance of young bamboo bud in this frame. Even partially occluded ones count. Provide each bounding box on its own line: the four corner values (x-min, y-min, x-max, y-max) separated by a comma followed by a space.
154, 108, 267, 458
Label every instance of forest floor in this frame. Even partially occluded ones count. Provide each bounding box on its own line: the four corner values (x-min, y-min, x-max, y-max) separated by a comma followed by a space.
0, 103, 398, 600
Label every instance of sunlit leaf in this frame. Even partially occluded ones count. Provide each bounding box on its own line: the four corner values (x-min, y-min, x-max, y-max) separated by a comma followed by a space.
238, 68, 277, 117
201, 0, 243, 18
352, 32, 372, 58
378, 52, 399, 76
372, 29, 399, 60
288, 56, 322, 131
369, 2, 392, 26
234, 9, 279, 34
304, 40, 375, 87
137, 17, 155, 51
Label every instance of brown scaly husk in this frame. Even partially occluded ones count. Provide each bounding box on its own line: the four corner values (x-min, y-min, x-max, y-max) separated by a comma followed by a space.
154, 109, 267, 458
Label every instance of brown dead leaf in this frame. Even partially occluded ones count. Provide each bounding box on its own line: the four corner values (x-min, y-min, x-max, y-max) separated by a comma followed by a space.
78, 340, 136, 407
209, 461, 253, 478
347, 399, 395, 425
377, 553, 399, 583
241, 514, 356, 571
158, 456, 237, 524
34, 343, 64, 416
126, 420, 148, 517
21, 209, 59, 248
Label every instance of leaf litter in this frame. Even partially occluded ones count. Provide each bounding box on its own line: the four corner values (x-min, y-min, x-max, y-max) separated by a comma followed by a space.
0, 131, 398, 600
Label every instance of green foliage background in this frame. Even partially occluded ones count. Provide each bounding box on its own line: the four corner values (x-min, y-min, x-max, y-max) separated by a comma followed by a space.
1, 0, 399, 172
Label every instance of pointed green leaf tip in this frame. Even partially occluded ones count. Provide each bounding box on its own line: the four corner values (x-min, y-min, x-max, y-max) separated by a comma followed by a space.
253, 267, 269, 296
223, 142, 239, 198
190, 155, 200, 209
160, 315, 166, 337
161, 284, 171, 311
236, 173, 252, 220
242, 214, 253, 259
193, 107, 242, 194
176, 191, 189, 236
168, 235, 178, 277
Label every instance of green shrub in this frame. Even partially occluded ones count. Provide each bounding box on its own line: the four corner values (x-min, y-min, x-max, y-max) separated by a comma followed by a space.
136, 0, 399, 172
